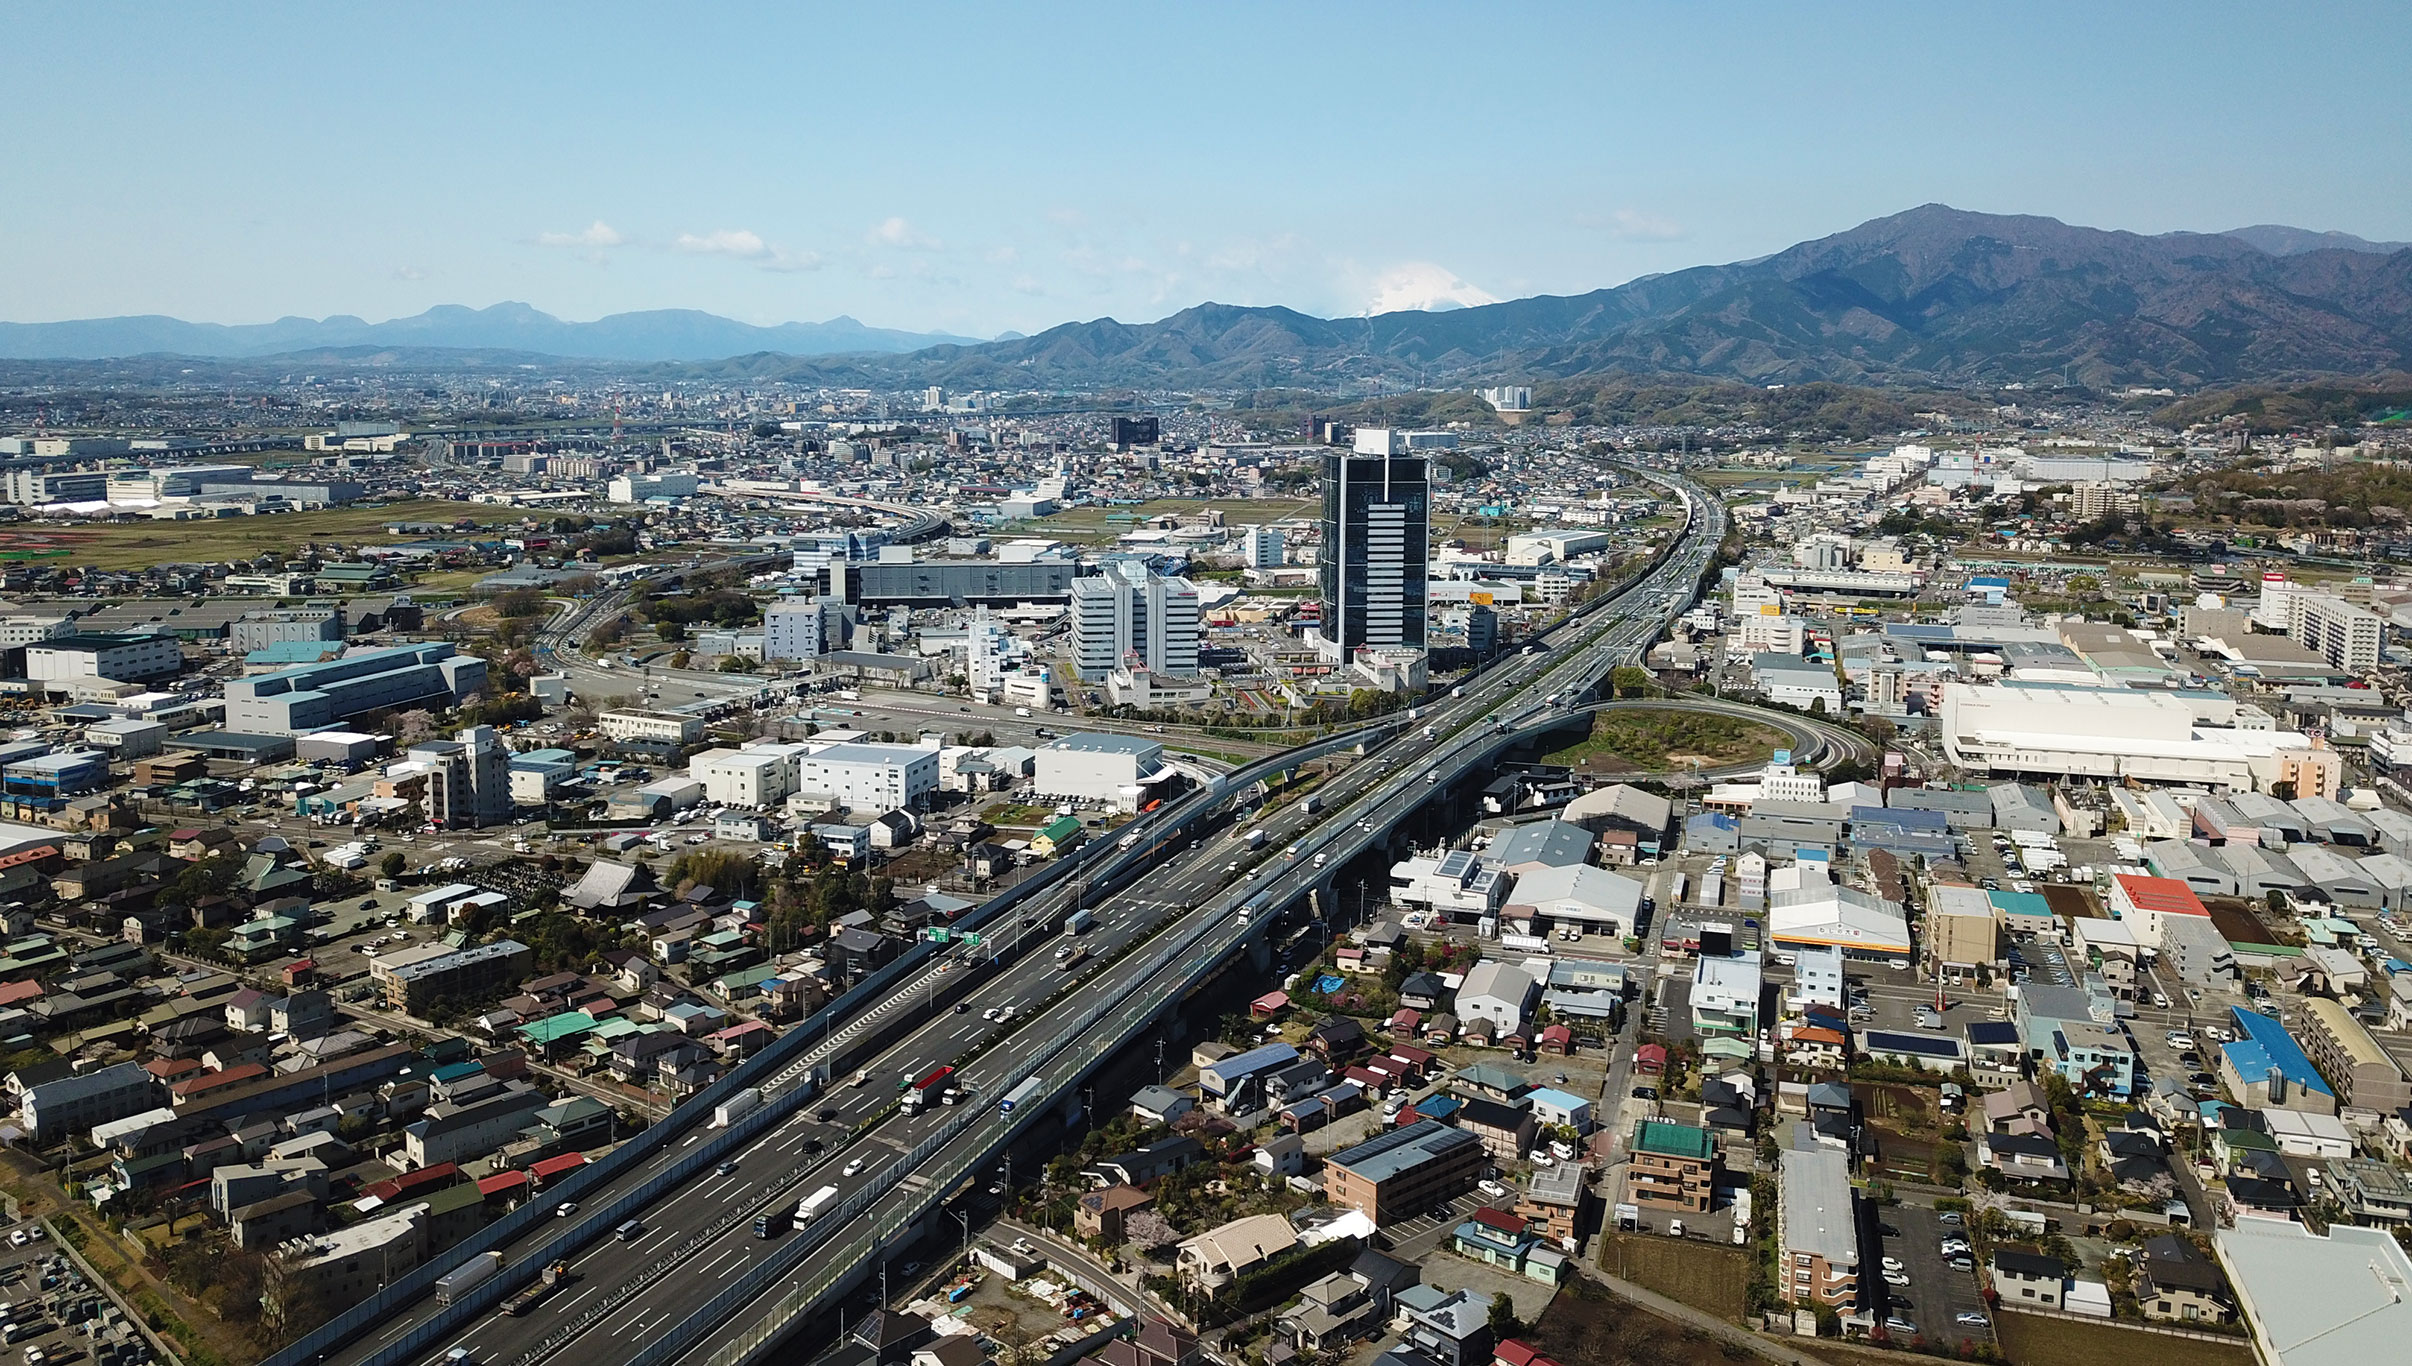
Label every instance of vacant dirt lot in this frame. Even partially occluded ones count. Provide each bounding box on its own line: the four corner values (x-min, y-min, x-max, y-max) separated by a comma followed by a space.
1597, 1232, 1752, 1320
1530, 1278, 1760, 1366
1994, 1309, 2254, 1366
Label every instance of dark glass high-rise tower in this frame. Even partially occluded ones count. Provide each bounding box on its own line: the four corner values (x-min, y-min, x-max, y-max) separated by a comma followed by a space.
1318, 435, 1429, 654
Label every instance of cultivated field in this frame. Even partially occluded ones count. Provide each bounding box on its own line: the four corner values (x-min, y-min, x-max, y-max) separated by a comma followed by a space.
0, 499, 502, 570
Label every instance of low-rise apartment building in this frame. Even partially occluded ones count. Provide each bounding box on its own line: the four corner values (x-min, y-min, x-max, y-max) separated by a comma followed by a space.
1322, 1119, 1486, 1225
1629, 1119, 1719, 1212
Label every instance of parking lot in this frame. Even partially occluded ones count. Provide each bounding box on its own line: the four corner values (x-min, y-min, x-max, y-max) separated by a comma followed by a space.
0, 1217, 159, 1366
1379, 1189, 1488, 1261
1874, 1203, 1990, 1346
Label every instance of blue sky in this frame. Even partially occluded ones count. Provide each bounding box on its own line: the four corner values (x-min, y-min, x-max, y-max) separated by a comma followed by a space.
7, 1, 2408, 338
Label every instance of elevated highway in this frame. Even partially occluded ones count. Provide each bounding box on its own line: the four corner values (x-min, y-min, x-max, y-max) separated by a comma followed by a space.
285, 467, 1724, 1366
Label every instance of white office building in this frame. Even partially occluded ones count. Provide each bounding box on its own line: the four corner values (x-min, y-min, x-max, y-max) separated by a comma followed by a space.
1070, 562, 1200, 681
28, 633, 182, 687
763, 597, 828, 662
966, 607, 1012, 698
597, 710, 705, 746
692, 743, 809, 808
1244, 525, 1286, 568
606, 471, 701, 503
791, 742, 939, 812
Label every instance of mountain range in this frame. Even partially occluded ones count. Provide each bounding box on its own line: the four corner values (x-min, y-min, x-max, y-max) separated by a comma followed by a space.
7, 207, 2412, 389
0, 303, 982, 362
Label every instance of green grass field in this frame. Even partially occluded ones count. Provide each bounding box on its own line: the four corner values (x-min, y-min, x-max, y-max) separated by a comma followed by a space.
1542, 707, 1792, 773
3, 499, 504, 570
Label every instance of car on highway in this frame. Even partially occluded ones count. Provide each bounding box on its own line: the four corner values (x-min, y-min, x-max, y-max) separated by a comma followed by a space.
844, 1158, 864, 1176
717, 1160, 738, 1175
983, 1007, 999, 1021
954, 1003, 970, 1014
556, 1201, 579, 1218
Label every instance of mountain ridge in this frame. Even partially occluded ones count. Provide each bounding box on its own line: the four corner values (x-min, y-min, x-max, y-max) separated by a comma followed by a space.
8, 207, 2412, 388
0, 302, 985, 362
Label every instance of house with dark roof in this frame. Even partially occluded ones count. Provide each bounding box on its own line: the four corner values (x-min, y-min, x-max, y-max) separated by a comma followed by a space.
1990, 1249, 2067, 1309
2138, 1234, 2233, 1324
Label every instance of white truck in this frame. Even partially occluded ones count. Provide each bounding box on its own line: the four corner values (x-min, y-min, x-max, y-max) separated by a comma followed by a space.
793, 1184, 840, 1231
712, 1088, 761, 1127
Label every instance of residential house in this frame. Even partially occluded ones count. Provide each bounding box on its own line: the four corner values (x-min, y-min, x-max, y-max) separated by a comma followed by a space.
1176, 1213, 1298, 1290
1991, 1250, 2067, 1310
2137, 1234, 2233, 1325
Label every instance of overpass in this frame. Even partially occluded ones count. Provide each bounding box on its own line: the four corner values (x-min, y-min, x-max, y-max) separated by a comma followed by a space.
281, 467, 1722, 1366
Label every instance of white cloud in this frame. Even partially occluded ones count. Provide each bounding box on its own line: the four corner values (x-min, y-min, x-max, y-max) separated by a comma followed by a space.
673, 229, 820, 272
986, 245, 1020, 264
869, 216, 942, 251
1363, 262, 1499, 315
391, 265, 427, 281
537, 220, 625, 249
1578, 208, 1686, 241
676, 228, 770, 259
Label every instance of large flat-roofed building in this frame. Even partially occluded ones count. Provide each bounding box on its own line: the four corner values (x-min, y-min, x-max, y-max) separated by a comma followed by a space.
2295, 997, 2411, 1113
1322, 1118, 1485, 1225
792, 742, 939, 812
1939, 679, 2324, 788
1034, 732, 1168, 808
224, 642, 485, 735
2217, 1218, 2412, 1366
841, 557, 1082, 607
692, 744, 806, 809
28, 633, 182, 687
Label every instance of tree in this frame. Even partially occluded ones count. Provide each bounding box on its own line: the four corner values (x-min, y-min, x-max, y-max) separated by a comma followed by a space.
379, 851, 406, 879
1122, 1209, 1178, 1251
1486, 1293, 1525, 1344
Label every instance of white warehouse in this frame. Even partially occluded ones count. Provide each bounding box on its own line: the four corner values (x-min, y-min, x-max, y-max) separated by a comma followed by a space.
1940, 679, 2324, 789
1034, 733, 1170, 810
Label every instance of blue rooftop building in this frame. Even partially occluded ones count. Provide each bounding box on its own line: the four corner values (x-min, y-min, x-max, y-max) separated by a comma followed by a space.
2219, 1006, 2336, 1116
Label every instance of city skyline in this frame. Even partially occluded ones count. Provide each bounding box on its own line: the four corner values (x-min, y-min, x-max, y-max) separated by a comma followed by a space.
7, 2, 2410, 338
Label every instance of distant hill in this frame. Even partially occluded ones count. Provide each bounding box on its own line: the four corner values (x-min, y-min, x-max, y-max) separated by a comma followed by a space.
0, 302, 984, 362
2221, 224, 2412, 257
9, 207, 2411, 388
812, 205, 2412, 390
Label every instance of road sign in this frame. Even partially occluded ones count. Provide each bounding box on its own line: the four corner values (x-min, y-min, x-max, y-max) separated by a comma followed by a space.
959, 933, 983, 947
923, 929, 952, 943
